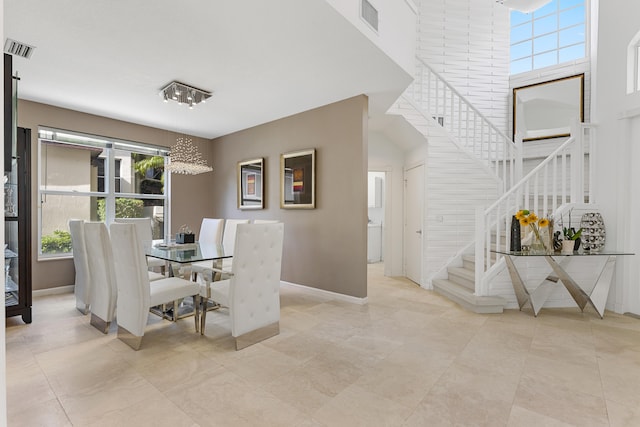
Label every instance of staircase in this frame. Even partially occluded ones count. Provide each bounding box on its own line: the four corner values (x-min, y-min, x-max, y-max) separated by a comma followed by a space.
390, 57, 594, 313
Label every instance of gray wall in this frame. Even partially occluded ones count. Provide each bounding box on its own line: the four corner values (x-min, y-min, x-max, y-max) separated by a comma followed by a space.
18, 100, 214, 291
209, 96, 369, 298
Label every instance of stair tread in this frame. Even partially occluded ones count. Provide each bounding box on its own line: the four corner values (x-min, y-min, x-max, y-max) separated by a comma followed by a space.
448, 266, 474, 278
432, 279, 507, 306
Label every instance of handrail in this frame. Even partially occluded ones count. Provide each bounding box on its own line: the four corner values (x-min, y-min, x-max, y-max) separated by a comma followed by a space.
474, 121, 594, 296
414, 57, 514, 145
407, 57, 521, 191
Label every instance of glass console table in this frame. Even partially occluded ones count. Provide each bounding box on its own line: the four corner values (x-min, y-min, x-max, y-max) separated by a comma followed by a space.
492, 250, 634, 318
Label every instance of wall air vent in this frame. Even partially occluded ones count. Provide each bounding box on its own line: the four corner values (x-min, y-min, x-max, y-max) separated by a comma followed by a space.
4, 39, 35, 59
361, 0, 379, 32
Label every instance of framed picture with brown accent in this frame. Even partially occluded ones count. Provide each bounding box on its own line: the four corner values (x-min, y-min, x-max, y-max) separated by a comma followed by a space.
280, 149, 315, 209
237, 158, 264, 210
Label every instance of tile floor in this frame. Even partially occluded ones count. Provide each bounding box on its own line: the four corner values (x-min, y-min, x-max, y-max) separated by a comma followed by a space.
5, 263, 640, 426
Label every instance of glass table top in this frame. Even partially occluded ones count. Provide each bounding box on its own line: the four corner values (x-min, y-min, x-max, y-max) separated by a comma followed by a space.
145, 240, 230, 263
492, 249, 634, 257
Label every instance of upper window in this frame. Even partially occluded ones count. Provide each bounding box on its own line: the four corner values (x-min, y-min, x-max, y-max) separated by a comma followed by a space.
38, 128, 170, 258
510, 0, 586, 75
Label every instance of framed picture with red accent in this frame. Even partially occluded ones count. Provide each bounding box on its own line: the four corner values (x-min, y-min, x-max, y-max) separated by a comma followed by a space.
280, 148, 315, 209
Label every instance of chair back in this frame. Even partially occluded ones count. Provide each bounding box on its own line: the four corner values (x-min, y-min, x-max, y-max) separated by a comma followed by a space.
114, 217, 153, 244
222, 219, 250, 255
229, 223, 284, 337
109, 223, 152, 337
84, 222, 117, 324
199, 218, 224, 245
68, 219, 91, 313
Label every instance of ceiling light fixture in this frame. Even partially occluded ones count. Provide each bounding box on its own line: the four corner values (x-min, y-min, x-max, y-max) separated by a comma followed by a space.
496, 0, 552, 13
165, 136, 213, 175
159, 81, 212, 108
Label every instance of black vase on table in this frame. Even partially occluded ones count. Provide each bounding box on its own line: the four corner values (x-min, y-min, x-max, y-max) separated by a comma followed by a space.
510, 215, 521, 252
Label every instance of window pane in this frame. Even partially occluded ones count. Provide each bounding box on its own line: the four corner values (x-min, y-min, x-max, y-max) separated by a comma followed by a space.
511, 40, 532, 60
559, 0, 582, 10
511, 57, 532, 75
41, 141, 103, 192
559, 43, 585, 62
115, 198, 165, 240
115, 150, 165, 196
559, 6, 584, 29
511, 22, 532, 44
511, 11, 531, 27
559, 24, 585, 47
534, 33, 558, 54
534, 51, 558, 69
534, 0, 558, 18
41, 195, 104, 256
534, 14, 558, 37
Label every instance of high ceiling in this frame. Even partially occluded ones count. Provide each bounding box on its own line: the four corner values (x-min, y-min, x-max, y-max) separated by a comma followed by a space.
5, 0, 412, 139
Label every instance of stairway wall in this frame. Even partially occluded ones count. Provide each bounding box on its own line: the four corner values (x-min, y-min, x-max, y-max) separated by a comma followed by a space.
416, 0, 510, 133
424, 128, 501, 287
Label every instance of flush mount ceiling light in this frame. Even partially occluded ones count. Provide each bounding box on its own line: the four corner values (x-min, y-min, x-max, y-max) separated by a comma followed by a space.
496, 0, 553, 13
160, 81, 212, 109
165, 136, 213, 175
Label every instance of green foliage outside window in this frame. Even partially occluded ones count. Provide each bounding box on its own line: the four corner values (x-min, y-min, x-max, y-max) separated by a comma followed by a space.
97, 198, 144, 221
41, 230, 72, 254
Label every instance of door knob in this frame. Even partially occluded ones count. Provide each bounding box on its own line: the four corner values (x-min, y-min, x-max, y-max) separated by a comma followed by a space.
416, 230, 422, 235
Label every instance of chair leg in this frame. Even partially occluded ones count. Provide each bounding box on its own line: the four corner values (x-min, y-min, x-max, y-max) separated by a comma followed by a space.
90, 313, 111, 334
194, 295, 200, 333
117, 326, 144, 350
200, 297, 208, 335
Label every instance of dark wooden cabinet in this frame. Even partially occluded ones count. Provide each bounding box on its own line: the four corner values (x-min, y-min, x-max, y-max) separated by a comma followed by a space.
4, 127, 32, 323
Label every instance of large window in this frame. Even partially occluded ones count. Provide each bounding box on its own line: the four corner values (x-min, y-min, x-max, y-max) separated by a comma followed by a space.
38, 128, 170, 257
510, 0, 586, 75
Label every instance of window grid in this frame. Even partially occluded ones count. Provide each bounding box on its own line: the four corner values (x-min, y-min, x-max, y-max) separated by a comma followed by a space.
510, 1, 586, 75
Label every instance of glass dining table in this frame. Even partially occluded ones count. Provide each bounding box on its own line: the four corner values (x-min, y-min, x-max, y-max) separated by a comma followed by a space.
145, 240, 231, 319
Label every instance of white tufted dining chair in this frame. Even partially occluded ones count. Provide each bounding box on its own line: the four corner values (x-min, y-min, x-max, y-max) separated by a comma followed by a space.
69, 219, 91, 315
84, 222, 118, 333
190, 218, 225, 281
199, 222, 284, 350
109, 223, 201, 350
114, 217, 165, 280
252, 219, 279, 224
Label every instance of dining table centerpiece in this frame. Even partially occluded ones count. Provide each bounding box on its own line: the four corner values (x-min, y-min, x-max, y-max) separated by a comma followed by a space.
516, 209, 550, 254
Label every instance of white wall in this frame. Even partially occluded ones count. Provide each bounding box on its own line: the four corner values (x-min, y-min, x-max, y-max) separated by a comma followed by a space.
416, 0, 510, 133
324, 0, 418, 75
594, 0, 640, 315
368, 132, 405, 276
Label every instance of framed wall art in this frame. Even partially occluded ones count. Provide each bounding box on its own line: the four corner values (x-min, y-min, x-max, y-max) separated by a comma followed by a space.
237, 158, 264, 210
280, 148, 315, 209
513, 74, 584, 142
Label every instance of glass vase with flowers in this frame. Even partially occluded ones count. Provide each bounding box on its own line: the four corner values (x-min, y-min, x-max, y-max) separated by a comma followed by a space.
516, 210, 550, 254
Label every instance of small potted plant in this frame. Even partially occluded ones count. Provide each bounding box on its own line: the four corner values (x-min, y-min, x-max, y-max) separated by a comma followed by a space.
562, 225, 583, 253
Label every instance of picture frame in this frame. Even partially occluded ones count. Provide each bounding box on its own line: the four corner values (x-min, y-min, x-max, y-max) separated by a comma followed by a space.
237, 158, 264, 210
513, 74, 584, 142
280, 148, 315, 209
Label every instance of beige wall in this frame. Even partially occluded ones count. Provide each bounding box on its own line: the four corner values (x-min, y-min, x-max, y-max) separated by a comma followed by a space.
18, 100, 214, 291
209, 96, 369, 298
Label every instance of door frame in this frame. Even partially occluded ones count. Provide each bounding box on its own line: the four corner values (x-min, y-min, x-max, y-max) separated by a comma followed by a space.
403, 162, 424, 286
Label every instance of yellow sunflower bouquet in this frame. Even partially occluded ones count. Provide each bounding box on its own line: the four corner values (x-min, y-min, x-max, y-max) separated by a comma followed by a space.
516, 209, 550, 252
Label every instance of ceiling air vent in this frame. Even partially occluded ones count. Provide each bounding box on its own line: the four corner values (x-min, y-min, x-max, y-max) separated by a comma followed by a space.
4, 39, 35, 59
361, 0, 379, 32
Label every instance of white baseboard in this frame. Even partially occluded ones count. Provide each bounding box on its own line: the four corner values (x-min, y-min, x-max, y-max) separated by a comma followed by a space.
280, 281, 368, 305
33, 285, 74, 297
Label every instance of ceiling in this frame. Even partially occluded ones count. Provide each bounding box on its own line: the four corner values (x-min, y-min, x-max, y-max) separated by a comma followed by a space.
5, 0, 413, 140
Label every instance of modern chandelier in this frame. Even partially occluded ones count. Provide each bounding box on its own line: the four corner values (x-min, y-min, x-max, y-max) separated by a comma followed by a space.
165, 136, 213, 175
160, 81, 212, 109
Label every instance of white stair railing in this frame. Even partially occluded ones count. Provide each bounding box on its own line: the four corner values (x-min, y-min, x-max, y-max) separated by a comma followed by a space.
406, 57, 521, 192
474, 121, 595, 295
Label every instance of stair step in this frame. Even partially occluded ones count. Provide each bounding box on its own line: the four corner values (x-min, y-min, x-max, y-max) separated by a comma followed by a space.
447, 266, 475, 291
432, 279, 506, 314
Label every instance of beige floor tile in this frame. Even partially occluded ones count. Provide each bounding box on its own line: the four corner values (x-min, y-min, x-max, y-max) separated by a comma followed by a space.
513, 375, 609, 426
313, 384, 411, 427
6, 264, 640, 426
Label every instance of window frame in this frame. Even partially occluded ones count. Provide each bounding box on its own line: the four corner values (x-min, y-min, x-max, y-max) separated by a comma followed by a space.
37, 127, 171, 259
510, 0, 588, 75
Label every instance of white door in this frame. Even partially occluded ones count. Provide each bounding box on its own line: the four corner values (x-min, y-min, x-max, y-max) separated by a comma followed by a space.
404, 165, 424, 285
